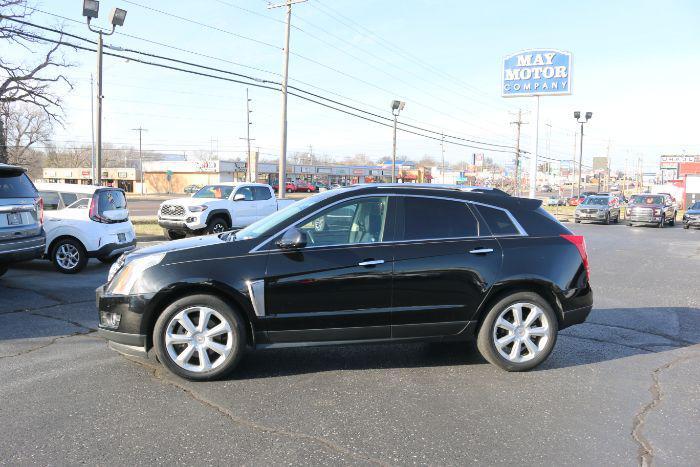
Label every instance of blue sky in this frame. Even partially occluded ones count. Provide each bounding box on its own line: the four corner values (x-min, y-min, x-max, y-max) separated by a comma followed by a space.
22, 0, 700, 171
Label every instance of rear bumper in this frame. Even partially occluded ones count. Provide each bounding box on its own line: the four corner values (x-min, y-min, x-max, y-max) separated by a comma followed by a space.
0, 233, 46, 264
561, 305, 592, 328
89, 239, 136, 258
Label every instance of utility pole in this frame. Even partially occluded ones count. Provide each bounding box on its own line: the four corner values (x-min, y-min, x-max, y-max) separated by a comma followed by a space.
239, 89, 255, 182
529, 95, 540, 199
510, 109, 527, 196
131, 127, 147, 194
90, 74, 96, 184
268, 0, 307, 198
571, 131, 578, 197
440, 132, 445, 184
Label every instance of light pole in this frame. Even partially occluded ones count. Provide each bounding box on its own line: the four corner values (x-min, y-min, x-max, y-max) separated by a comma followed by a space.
82, 1, 127, 186
391, 100, 405, 183
573, 111, 592, 197
131, 126, 147, 194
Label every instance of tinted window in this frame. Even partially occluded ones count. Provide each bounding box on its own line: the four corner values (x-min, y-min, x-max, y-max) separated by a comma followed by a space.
299, 196, 389, 246
0, 172, 37, 198
97, 190, 127, 214
401, 197, 477, 240
236, 186, 254, 201
39, 191, 61, 210
193, 185, 234, 199
476, 205, 519, 236
60, 192, 78, 206
253, 186, 272, 200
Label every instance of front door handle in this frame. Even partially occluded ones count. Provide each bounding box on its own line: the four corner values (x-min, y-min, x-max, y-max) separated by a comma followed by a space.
469, 248, 493, 255
358, 259, 385, 267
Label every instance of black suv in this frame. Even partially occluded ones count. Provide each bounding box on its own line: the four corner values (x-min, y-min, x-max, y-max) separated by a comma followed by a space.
97, 184, 592, 380
0, 164, 45, 278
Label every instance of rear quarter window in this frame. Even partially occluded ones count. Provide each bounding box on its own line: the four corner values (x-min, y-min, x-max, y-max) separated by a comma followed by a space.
511, 207, 570, 236
475, 205, 519, 236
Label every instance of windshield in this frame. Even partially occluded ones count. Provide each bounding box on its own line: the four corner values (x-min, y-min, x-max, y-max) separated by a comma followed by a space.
582, 197, 609, 206
193, 185, 234, 199
690, 202, 700, 210
631, 195, 663, 205
234, 190, 340, 240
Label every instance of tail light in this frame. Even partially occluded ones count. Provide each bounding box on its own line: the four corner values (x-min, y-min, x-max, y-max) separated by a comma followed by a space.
561, 234, 589, 279
36, 197, 44, 225
89, 194, 108, 223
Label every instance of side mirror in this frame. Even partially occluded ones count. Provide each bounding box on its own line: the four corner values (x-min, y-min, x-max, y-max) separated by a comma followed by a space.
233, 193, 246, 201
276, 227, 307, 250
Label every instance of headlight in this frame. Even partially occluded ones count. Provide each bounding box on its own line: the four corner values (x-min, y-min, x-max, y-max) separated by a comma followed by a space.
188, 205, 208, 212
108, 253, 165, 295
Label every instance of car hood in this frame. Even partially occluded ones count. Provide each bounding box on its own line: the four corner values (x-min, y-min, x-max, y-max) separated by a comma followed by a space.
685, 209, 700, 215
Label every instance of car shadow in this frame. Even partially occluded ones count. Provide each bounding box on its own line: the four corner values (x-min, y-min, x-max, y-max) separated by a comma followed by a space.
225, 306, 700, 380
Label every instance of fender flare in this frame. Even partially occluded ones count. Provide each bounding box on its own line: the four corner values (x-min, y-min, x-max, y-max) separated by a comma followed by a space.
205, 209, 232, 227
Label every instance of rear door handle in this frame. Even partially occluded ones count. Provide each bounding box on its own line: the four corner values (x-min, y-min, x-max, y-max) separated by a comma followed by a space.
358, 259, 385, 267
469, 248, 493, 255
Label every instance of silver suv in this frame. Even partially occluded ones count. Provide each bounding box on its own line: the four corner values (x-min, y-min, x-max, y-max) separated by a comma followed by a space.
0, 164, 46, 277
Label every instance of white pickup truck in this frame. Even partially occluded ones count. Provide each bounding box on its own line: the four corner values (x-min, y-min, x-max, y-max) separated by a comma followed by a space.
158, 183, 296, 239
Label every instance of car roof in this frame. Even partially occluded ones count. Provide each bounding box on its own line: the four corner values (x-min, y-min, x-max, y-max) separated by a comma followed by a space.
34, 182, 121, 194
0, 163, 26, 174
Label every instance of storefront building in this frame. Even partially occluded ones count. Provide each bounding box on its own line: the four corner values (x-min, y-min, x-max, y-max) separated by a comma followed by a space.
42, 167, 138, 192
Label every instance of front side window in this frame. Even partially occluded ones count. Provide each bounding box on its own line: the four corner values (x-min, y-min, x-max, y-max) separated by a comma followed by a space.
297, 196, 389, 247
39, 191, 61, 210
193, 185, 234, 199
475, 204, 519, 236
399, 197, 478, 241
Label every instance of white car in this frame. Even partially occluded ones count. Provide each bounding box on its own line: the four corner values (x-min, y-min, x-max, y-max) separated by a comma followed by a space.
35, 183, 136, 273
158, 183, 296, 240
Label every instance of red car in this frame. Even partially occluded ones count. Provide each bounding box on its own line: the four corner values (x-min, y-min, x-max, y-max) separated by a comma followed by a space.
294, 181, 314, 193
272, 181, 296, 193
568, 195, 586, 206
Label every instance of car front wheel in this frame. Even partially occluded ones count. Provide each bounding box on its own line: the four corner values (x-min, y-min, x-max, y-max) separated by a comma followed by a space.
51, 238, 88, 274
153, 294, 246, 381
207, 217, 230, 234
477, 292, 558, 372
165, 229, 187, 240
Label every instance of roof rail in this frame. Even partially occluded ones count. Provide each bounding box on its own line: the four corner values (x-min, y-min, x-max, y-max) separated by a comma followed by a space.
370, 183, 510, 196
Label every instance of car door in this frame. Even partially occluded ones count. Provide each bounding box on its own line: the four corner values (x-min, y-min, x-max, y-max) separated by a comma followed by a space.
253, 186, 276, 220
391, 196, 503, 339
231, 186, 256, 227
262, 195, 396, 344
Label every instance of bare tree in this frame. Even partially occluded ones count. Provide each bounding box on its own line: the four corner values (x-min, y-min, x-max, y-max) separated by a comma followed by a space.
44, 144, 91, 169
0, 0, 73, 164
3, 102, 51, 167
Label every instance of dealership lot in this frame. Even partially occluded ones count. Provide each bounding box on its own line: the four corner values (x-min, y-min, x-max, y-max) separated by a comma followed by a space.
0, 224, 698, 465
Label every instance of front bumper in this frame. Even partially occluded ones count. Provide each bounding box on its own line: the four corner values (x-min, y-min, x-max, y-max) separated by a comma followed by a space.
575, 211, 607, 222
683, 217, 700, 227
96, 284, 153, 355
158, 217, 206, 232
628, 215, 662, 225
0, 233, 46, 264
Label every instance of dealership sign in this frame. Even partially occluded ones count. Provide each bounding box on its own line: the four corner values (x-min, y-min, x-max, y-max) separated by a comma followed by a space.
502, 49, 572, 97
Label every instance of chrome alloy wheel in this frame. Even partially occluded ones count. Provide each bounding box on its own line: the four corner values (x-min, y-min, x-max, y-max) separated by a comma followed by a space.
212, 222, 227, 233
55, 243, 80, 270
164, 306, 234, 373
492, 302, 551, 363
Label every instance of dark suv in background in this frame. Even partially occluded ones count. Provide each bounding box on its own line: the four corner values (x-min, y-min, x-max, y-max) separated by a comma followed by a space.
626, 194, 677, 227
0, 164, 45, 278
97, 184, 593, 380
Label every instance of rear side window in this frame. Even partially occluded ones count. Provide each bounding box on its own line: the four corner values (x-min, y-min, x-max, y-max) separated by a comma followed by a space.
60, 192, 78, 206
97, 190, 127, 213
400, 197, 478, 240
0, 172, 37, 198
236, 186, 254, 201
475, 205, 519, 236
40, 191, 61, 210
253, 186, 272, 200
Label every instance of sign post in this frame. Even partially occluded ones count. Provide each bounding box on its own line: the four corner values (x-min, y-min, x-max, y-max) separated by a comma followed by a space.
502, 49, 572, 198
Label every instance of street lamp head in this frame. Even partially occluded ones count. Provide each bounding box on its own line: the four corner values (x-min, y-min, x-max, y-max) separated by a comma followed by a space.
109, 8, 127, 27
573, 111, 581, 120
585, 111, 593, 120
391, 100, 405, 111
82, 0, 100, 19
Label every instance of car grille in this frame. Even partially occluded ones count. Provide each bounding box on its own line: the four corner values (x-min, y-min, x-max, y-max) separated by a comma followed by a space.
580, 209, 598, 214
631, 207, 653, 215
160, 204, 185, 217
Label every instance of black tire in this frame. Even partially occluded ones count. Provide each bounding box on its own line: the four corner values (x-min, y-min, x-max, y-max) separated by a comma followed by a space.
97, 256, 118, 265
604, 213, 610, 225
153, 294, 246, 381
627, 222, 633, 227
476, 291, 559, 372
669, 215, 675, 226
51, 238, 88, 274
614, 212, 620, 223
574, 219, 581, 223
0, 264, 7, 278
683, 223, 690, 229
658, 218, 665, 228
165, 229, 187, 240
206, 216, 230, 234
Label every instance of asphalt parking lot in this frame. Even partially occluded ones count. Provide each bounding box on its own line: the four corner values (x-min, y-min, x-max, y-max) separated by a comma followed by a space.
1, 223, 698, 465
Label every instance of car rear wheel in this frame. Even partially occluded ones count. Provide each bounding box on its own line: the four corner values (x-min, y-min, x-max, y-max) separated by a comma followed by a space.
604, 213, 610, 225
669, 215, 675, 226
207, 216, 229, 234
51, 238, 88, 274
153, 294, 246, 381
477, 292, 558, 372
165, 229, 187, 240
658, 218, 665, 228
